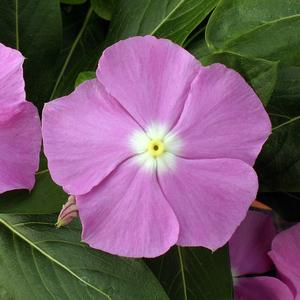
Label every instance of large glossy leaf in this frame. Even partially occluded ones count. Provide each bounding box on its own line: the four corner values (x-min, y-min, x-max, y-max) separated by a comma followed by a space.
206, 0, 300, 65
0, 214, 168, 300
91, 0, 115, 20
255, 65, 300, 192
257, 119, 300, 192
50, 5, 107, 99
106, 0, 219, 46
199, 52, 278, 106
147, 246, 233, 300
187, 36, 213, 59
0, 171, 66, 214
206, 0, 300, 192
0, 0, 62, 107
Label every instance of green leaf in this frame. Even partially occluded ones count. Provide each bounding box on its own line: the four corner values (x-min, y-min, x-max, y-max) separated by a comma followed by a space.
206, 0, 300, 64
256, 66, 300, 192
200, 52, 278, 106
91, 0, 115, 21
61, 0, 86, 4
50, 6, 107, 99
75, 71, 96, 87
0, 214, 168, 300
257, 119, 300, 192
187, 36, 213, 59
147, 246, 233, 300
267, 65, 300, 120
0, 0, 62, 108
259, 192, 300, 222
106, 0, 219, 46
205, 1, 300, 191
0, 171, 66, 214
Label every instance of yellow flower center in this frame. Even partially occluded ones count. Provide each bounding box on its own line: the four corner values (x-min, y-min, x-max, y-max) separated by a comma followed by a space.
147, 139, 165, 157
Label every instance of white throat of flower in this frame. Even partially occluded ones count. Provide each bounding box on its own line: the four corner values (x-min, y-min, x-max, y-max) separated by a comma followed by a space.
130, 123, 182, 172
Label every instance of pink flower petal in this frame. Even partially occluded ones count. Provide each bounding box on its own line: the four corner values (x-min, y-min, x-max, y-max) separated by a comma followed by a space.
77, 159, 179, 258
171, 63, 271, 166
235, 277, 294, 300
269, 223, 300, 300
97, 35, 201, 130
229, 211, 276, 276
0, 43, 25, 107
158, 157, 258, 249
0, 102, 41, 193
42, 79, 141, 195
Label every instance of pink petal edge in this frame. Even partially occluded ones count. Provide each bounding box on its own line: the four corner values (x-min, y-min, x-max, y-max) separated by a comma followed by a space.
158, 157, 258, 250
269, 223, 300, 300
170, 63, 271, 166
77, 158, 179, 258
235, 277, 294, 300
97, 35, 201, 131
42, 79, 141, 195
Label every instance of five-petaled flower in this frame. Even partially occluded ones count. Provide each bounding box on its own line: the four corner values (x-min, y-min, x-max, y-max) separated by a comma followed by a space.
0, 43, 41, 194
42, 36, 271, 258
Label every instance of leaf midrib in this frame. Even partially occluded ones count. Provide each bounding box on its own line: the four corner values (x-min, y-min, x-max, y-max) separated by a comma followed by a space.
0, 217, 112, 300
49, 6, 93, 100
150, 0, 185, 35
272, 115, 300, 131
15, 0, 19, 50
177, 247, 188, 300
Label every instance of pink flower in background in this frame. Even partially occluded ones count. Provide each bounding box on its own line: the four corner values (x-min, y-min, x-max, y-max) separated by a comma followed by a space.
0, 43, 41, 193
230, 211, 277, 276
42, 36, 271, 257
269, 223, 300, 300
229, 211, 294, 300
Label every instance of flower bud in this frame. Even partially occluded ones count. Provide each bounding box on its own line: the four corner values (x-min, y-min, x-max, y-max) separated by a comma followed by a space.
56, 195, 78, 228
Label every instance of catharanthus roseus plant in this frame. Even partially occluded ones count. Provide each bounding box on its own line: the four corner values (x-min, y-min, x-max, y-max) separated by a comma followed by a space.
0, 43, 41, 193
42, 36, 271, 258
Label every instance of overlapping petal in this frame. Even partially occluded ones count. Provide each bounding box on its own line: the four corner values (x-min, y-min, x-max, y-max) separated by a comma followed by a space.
97, 35, 201, 130
170, 63, 271, 166
269, 223, 300, 300
235, 277, 294, 300
42, 79, 141, 195
158, 157, 258, 249
0, 101, 41, 193
77, 159, 179, 258
229, 211, 276, 276
0, 43, 25, 107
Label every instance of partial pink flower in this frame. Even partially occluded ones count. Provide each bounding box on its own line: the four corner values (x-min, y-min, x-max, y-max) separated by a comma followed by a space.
269, 223, 300, 300
230, 211, 294, 300
234, 277, 294, 300
0, 43, 41, 193
42, 36, 271, 257
230, 210, 277, 276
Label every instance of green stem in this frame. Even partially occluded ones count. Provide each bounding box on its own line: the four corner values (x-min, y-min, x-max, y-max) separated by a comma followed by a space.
15, 0, 19, 50
177, 247, 188, 300
49, 7, 93, 100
